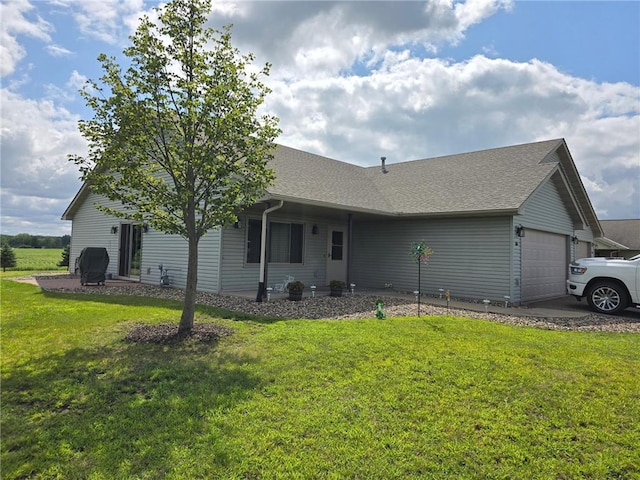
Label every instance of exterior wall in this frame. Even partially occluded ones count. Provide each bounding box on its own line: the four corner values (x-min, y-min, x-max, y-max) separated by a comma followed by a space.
351, 216, 513, 302
513, 177, 587, 302
68, 192, 125, 277
68, 191, 222, 292
136, 228, 222, 292
219, 210, 339, 292
516, 179, 575, 234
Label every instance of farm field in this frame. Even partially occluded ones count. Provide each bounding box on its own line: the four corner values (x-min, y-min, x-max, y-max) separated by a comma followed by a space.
1, 279, 639, 479
1, 248, 66, 276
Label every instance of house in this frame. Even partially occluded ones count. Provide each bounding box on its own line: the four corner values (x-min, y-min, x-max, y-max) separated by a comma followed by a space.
595, 219, 640, 258
62, 138, 602, 305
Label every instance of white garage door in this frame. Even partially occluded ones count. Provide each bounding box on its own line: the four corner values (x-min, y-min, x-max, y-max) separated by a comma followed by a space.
521, 230, 568, 302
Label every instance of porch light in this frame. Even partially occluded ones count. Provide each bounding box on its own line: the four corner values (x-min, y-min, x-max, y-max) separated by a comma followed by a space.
234, 220, 242, 229
483, 299, 491, 312
110, 226, 118, 234
515, 225, 525, 237
312, 225, 319, 235
571, 235, 579, 245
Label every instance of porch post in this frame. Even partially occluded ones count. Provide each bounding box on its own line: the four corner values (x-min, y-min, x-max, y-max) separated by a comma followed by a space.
347, 213, 353, 286
256, 200, 284, 302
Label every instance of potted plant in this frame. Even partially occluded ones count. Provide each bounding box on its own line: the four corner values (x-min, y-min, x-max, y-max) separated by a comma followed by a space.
329, 280, 346, 297
287, 281, 305, 301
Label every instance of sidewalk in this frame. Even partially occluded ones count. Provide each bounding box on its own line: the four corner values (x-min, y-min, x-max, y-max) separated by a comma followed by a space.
399, 294, 590, 319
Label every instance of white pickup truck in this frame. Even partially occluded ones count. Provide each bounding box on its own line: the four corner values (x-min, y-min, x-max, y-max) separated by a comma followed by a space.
567, 254, 640, 315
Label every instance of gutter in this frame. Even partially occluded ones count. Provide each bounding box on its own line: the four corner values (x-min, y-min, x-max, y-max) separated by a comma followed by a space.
256, 200, 284, 302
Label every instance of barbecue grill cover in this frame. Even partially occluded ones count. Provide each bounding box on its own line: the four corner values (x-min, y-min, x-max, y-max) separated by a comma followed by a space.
78, 247, 109, 285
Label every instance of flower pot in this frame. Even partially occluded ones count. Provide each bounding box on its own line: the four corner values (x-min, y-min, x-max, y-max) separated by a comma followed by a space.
330, 288, 343, 297
288, 290, 303, 301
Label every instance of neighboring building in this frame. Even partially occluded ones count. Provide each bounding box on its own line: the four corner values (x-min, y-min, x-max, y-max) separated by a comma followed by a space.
62, 138, 602, 305
595, 219, 640, 258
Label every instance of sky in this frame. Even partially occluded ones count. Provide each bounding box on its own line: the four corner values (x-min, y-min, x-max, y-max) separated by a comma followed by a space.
1, 0, 639, 237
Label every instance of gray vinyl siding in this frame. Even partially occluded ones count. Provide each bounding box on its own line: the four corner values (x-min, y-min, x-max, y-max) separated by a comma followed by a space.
138, 231, 188, 287
137, 228, 222, 292
517, 179, 574, 234
68, 191, 222, 291
512, 177, 575, 303
351, 216, 512, 302
68, 192, 125, 277
219, 212, 333, 292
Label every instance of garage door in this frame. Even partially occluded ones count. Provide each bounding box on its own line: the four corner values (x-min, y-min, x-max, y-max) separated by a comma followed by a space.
521, 230, 568, 302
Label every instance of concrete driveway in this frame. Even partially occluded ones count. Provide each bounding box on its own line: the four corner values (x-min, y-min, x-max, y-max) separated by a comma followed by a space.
527, 295, 640, 320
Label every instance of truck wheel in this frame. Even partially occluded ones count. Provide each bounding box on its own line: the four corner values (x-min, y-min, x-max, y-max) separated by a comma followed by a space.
586, 281, 628, 315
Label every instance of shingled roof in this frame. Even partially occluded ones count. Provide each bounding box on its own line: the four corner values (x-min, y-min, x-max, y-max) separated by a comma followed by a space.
62, 137, 602, 237
266, 138, 600, 235
600, 219, 640, 250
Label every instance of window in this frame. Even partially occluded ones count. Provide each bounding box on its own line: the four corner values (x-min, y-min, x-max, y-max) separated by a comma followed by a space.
246, 220, 304, 264
331, 231, 343, 261
269, 222, 303, 263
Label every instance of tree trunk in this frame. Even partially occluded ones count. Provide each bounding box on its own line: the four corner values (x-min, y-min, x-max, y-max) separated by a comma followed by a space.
179, 227, 199, 335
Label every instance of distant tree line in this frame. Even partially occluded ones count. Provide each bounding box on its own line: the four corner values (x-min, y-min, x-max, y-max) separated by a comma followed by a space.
0, 233, 71, 249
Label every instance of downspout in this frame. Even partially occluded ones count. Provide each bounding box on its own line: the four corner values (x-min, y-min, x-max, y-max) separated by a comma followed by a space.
256, 200, 284, 302
347, 213, 353, 287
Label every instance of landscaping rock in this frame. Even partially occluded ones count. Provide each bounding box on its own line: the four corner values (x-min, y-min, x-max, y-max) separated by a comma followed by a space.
33, 277, 640, 333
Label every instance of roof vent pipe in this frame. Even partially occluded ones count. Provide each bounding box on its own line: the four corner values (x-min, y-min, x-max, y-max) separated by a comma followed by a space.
381, 156, 388, 174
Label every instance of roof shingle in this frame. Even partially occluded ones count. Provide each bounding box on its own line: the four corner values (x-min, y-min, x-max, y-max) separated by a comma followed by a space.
267, 139, 564, 215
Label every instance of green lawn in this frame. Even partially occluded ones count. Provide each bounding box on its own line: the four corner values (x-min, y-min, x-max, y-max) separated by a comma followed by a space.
1, 279, 638, 479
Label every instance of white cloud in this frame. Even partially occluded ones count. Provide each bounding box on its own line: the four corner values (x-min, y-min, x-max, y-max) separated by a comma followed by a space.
64, 0, 147, 44
0, 0, 53, 76
221, 1, 514, 78
262, 54, 640, 217
45, 44, 73, 57
0, 88, 86, 235
66, 70, 88, 91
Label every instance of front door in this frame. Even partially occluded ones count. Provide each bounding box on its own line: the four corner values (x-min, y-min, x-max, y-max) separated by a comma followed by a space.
326, 226, 347, 284
118, 223, 142, 279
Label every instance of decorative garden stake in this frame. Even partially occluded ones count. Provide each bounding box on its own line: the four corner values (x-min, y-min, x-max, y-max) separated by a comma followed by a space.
376, 300, 386, 319
410, 241, 433, 317
445, 290, 450, 311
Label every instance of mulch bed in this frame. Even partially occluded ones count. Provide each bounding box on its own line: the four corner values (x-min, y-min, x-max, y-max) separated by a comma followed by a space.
124, 323, 235, 344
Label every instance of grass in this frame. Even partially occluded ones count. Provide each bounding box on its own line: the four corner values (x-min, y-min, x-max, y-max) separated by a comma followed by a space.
2, 248, 66, 275
2, 279, 639, 479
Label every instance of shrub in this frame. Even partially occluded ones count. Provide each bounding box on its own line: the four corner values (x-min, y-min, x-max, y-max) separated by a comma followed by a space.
1, 243, 17, 271
287, 281, 305, 292
57, 244, 70, 267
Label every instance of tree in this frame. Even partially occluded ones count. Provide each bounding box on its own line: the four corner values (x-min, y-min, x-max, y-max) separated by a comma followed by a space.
1, 244, 17, 272
58, 244, 71, 267
69, 0, 280, 334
